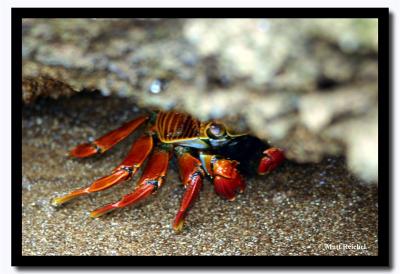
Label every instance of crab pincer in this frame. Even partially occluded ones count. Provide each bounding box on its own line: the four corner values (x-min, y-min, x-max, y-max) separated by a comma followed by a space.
257, 148, 285, 175
212, 159, 245, 201
200, 153, 246, 201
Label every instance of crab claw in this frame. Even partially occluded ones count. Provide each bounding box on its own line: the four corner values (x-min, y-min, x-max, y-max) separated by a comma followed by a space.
257, 148, 285, 175
212, 159, 245, 201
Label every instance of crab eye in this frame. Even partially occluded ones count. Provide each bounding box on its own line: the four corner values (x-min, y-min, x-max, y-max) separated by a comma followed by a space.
206, 123, 226, 139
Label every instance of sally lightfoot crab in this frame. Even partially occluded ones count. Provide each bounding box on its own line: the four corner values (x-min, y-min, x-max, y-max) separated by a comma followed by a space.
52, 111, 285, 232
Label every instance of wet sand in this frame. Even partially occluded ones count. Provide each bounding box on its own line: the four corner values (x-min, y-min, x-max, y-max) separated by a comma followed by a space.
22, 94, 378, 256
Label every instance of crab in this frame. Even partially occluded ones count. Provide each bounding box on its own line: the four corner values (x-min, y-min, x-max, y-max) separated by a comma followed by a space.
52, 111, 285, 232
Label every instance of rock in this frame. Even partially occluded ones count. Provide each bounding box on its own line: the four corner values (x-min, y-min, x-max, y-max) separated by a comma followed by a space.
22, 18, 378, 183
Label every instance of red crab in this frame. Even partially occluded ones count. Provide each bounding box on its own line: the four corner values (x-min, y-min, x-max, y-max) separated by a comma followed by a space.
52, 111, 284, 232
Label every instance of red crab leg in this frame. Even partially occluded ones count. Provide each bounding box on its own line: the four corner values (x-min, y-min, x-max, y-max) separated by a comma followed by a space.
172, 148, 204, 232
52, 134, 154, 206
70, 115, 149, 158
201, 153, 245, 201
257, 147, 285, 175
90, 146, 171, 218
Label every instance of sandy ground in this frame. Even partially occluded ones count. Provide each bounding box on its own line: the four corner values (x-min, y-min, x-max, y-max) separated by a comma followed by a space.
22, 93, 378, 256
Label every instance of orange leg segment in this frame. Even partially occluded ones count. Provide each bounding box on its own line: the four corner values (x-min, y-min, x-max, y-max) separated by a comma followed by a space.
173, 148, 204, 232
70, 115, 149, 158
90, 146, 172, 218
52, 134, 154, 206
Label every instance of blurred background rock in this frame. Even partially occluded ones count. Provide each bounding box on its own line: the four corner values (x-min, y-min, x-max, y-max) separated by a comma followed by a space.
22, 18, 378, 183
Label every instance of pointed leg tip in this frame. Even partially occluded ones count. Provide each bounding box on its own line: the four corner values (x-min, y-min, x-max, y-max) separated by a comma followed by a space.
90, 210, 105, 218
51, 197, 65, 207
51, 195, 74, 207
172, 220, 185, 233
70, 143, 98, 158
51, 188, 87, 206
69, 151, 79, 158
90, 204, 116, 218
89, 211, 102, 218
172, 211, 186, 232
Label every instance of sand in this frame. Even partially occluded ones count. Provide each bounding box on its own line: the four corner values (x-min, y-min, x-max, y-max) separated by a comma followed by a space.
22, 93, 378, 256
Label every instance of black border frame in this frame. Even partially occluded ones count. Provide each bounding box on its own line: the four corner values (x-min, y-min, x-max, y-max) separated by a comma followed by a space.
12, 8, 390, 267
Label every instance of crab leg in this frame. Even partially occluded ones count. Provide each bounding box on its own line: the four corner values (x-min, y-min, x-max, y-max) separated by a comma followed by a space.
70, 115, 149, 158
90, 146, 172, 218
52, 134, 153, 206
257, 147, 285, 175
172, 147, 204, 232
200, 153, 245, 201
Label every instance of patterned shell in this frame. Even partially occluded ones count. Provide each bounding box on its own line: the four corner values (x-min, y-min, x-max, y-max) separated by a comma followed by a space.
155, 112, 205, 143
